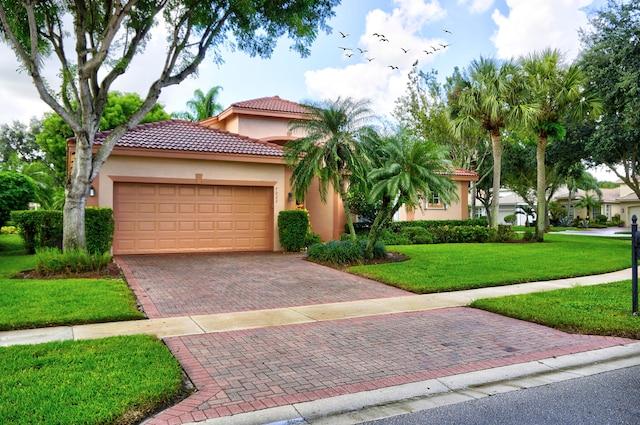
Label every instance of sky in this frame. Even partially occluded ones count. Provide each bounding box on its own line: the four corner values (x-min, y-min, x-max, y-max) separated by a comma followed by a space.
0, 0, 617, 180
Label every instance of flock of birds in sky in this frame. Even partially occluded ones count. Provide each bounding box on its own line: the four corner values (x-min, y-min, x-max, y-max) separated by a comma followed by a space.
337, 29, 452, 70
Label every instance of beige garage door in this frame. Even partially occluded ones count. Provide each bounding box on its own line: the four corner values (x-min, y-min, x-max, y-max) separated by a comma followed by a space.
113, 183, 273, 254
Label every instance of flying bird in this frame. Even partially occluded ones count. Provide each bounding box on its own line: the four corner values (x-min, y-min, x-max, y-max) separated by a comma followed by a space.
339, 31, 349, 38
373, 33, 385, 38
365, 57, 375, 62
423, 50, 433, 54
440, 43, 451, 48
412, 59, 418, 67
431, 46, 440, 52
443, 29, 452, 34
388, 65, 398, 70
380, 38, 389, 42
357, 48, 368, 54
345, 53, 353, 57
338, 46, 352, 51
401, 47, 409, 53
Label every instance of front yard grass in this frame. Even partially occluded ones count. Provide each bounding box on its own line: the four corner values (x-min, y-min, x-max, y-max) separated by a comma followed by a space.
471, 280, 640, 340
0, 335, 185, 425
0, 235, 185, 425
349, 234, 631, 293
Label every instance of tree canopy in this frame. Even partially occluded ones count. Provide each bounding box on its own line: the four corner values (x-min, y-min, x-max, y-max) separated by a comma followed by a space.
579, 0, 640, 197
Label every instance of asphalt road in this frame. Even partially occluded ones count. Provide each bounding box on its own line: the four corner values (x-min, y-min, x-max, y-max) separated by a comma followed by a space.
363, 365, 640, 425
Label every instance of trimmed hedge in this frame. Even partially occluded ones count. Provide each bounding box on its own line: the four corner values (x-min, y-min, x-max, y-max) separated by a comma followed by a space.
11, 207, 114, 254
278, 210, 310, 252
307, 239, 387, 265
350, 217, 488, 233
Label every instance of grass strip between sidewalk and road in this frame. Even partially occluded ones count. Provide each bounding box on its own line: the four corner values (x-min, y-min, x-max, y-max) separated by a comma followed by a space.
0, 335, 186, 425
348, 234, 631, 293
471, 280, 640, 340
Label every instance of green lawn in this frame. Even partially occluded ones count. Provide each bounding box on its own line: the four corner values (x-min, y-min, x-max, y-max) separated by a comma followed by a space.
0, 236, 185, 425
349, 234, 631, 293
471, 280, 640, 340
0, 335, 185, 425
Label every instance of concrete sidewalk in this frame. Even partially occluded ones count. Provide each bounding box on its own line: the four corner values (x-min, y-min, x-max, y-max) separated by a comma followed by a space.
1, 267, 639, 425
0, 267, 634, 347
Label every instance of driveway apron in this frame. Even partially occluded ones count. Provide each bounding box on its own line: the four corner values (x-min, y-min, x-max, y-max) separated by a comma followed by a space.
116, 253, 634, 425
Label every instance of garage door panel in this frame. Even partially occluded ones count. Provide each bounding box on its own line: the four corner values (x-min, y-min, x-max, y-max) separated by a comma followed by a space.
114, 182, 273, 254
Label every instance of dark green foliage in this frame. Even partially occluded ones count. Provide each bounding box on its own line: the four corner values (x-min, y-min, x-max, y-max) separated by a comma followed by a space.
306, 239, 387, 265
304, 231, 322, 248
278, 210, 310, 252
595, 214, 608, 225
11, 207, 113, 254
85, 207, 114, 254
350, 217, 488, 234
10, 210, 62, 254
0, 172, 36, 226
503, 214, 516, 225
401, 226, 434, 244
495, 225, 518, 242
377, 228, 412, 245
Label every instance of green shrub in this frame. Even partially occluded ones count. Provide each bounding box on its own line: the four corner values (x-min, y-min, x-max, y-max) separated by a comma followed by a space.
378, 228, 412, 245
85, 207, 114, 254
35, 247, 113, 276
0, 226, 18, 235
307, 239, 387, 265
12, 208, 114, 254
522, 229, 536, 242
278, 210, 309, 252
304, 231, 322, 248
595, 214, 608, 225
401, 226, 433, 244
503, 214, 516, 225
494, 225, 517, 242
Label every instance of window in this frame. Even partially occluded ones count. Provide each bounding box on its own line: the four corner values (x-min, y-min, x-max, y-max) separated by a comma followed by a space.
426, 193, 446, 210
605, 204, 611, 219
430, 193, 440, 205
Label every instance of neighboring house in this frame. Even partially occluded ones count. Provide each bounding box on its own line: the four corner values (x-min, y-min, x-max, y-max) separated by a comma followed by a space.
553, 184, 640, 225
472, 190, 533, 226
70, 96, 477, 255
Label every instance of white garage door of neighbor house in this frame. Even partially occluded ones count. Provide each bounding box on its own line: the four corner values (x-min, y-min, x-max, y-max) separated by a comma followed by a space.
113, 182, 273, 254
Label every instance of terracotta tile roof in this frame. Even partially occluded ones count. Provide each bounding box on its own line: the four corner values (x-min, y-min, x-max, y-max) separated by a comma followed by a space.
91, 120, 283, 157
451, 167, 478, 178
230, 96, 308, 114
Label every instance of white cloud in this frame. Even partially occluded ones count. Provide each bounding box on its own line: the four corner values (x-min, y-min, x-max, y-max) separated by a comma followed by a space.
491, 0, 594, 61
303, 0, 448, 118
458, 0, 495, 14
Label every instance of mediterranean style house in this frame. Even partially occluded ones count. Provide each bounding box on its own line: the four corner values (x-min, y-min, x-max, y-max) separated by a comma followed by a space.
552, 183, 640, 225
71, 96, 477, 255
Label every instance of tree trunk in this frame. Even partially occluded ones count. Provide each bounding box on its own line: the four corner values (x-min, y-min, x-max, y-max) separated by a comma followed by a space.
535, 133, 548, 241
489, 131, 502, 228
365, 199, 397, 259
470, 181, 476, 219
339, 176, 357, 242
63, 132, 94, 251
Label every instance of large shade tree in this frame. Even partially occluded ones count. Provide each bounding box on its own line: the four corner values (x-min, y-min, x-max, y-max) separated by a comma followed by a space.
579, 0, 640, 198
0, 0, 338, 251
285, 97, 376, 241
520, 49, 602, 241
448, 57, 525, 228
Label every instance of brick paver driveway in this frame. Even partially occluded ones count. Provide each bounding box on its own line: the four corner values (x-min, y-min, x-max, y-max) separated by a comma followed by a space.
117, 252, 410, 318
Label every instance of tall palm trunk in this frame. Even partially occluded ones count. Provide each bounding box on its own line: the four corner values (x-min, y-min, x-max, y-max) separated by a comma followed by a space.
489, 130, 502, 228
339, 175, 357, 241
535, 133, 548, 241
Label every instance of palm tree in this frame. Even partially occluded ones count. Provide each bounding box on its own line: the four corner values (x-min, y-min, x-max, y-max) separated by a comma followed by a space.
284, 97, 377, 241
363, 129, 457, 258
565, 164, 601, 219
449, 57, 526, 228
575, 193, 602, 220
520, 49, 603, 240
172, 86, 224, 121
